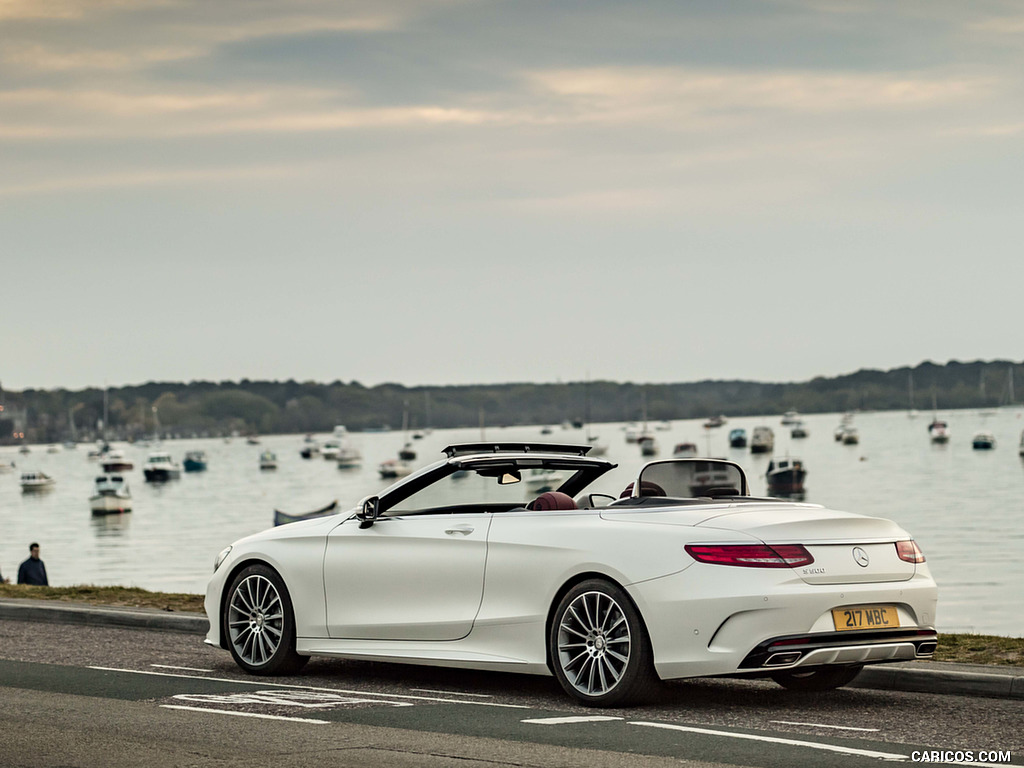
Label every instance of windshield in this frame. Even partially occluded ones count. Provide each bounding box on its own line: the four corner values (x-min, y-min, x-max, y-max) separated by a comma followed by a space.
637, 460, 746, 498
388, 466, 581, 514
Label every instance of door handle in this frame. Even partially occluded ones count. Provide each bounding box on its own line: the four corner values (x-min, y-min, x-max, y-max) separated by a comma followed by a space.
445, 525, 475, 536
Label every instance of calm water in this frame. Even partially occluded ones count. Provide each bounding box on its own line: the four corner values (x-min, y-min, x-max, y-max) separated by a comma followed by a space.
2, 409, 1022, 636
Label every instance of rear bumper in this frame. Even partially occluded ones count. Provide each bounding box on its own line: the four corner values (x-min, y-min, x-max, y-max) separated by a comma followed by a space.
739, 628, 938, 670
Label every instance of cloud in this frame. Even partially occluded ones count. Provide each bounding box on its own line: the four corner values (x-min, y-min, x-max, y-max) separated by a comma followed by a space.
0, 163, 309, 196
528, 67, 989, 119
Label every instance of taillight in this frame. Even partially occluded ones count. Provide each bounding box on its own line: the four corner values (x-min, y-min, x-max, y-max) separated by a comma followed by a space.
896, 540, 925, 563
685, 544, 814, 568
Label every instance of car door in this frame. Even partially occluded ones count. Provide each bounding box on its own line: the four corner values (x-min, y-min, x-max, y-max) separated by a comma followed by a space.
323, 511, 491, 641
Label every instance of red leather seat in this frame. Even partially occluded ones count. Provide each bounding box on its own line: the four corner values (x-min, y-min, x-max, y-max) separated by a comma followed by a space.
528, 491, 577, 510
619, 481, 666, 498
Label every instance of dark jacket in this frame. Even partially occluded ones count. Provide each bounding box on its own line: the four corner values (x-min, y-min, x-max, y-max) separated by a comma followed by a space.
17, 556, 48, 586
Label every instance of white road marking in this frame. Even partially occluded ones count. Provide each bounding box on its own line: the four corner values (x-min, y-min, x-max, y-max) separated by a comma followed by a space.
150, 664, 213, 673
173, 691, 412, 708
629, 722, 907, 761
410, 689, 493, 698
160, 705, 328, 724
522, 716, 624, 725
88, 666, 532, 709
771, 720, 880, 732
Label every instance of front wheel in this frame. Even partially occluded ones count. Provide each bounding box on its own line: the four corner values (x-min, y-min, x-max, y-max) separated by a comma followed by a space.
771, 665, 863, 691
549, 579, 660, 707
223, 563, 308, 675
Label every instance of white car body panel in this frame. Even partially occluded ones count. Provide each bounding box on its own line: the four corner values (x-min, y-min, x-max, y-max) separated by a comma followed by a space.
324, 512, 490, 641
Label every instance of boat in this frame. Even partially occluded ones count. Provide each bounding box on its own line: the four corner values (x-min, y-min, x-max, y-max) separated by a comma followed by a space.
750, 426, 774, 454
972, 432, 996, 450
89, 474, 132, 515
842, 427, 860, 445
142, 452, 181, 482
623, 425, 640, 443
703, 415, 727, 428
1019, 429, 1024, 457
638, 435, 658, 456
728, 428, 747, 448
525, 468, 563, 493
780, 411, 801, 426
378, 459, 412, 479
928, 419, 950, 444
0, 459, 15, 473
20, 471, 55, 492
300, 443, 320, 459
19, 444, 30, 455
273, 499, 339, 526
320, 440, 341, 460
46, 444, 61, 453
766, 458, 807, 497
259, 449, 278, 470
246, 435, 261, 445
790, 422, 808, 439
672, 442, 698, 458
183, 450, 208, 472
398, 442, 417, 461
101, 448, 134, 473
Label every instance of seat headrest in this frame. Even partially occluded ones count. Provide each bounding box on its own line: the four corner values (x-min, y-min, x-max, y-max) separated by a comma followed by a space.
620, 481, 666, 498
528, 491, 577, 511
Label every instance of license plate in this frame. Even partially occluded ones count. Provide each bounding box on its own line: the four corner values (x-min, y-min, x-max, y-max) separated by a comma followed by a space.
832, 605, 900, 631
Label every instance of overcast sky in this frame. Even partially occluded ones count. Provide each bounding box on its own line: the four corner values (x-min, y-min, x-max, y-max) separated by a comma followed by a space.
2, 0, 1021, 391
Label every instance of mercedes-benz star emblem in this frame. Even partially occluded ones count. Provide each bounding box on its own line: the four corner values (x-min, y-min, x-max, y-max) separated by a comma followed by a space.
852, 547, 870, 567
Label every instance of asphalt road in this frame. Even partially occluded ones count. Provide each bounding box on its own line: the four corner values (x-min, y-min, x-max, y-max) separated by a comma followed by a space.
1, 620, 1021, 768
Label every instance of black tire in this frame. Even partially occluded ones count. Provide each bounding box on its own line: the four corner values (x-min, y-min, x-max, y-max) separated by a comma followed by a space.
549, 579, 660, 707
770, 665, 863, 691
223, 563, 308, 676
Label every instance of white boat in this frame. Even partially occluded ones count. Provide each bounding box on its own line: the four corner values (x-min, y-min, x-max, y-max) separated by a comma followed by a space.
841, 427, 860, 445
20, 471, 55, 492
101, 449, 134, 472
750, 426, 774, 454
524, 468, 563, 493
378, 459, 412, 479
928, 419, 950, 444
143, 452, 181, 482
780, 411, 800, 425
320, 440, 341, 460
623, 425, 640, 443
259, 450, 278, 470
672, 442, 698, 458
972, 432, 996, 450
90, 474, 132, 515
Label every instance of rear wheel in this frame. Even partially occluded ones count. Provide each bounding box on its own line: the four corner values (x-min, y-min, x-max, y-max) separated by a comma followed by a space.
224, 563, 308, 675
549, 579, 660, 707
771, 665, 863, 691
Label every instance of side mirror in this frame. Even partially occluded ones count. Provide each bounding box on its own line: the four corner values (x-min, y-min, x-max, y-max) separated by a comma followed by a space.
357, 496, 379, 529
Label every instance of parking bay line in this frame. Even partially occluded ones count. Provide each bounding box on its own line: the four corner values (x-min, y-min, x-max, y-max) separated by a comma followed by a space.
88, 666, 533, 709
522, 716, 624, 725
629, 721, 907, 761
770, 720, 881, 732
160, 705, 328, 724
150, 664, 214, 673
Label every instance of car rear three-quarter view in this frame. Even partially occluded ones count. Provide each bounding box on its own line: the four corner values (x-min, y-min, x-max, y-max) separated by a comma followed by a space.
205, 444, 938, 707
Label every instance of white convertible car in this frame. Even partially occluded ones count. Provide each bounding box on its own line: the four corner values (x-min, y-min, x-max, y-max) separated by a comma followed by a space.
206, 443, 938, 706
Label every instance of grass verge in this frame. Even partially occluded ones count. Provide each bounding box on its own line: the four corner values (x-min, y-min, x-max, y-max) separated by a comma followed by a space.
1, 585, 1021, 666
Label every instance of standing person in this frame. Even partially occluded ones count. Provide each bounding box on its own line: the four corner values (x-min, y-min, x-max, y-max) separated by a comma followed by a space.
17, 542, 48, 586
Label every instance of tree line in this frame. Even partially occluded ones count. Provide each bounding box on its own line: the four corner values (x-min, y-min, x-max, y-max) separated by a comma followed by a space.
1, 359, 1019, 444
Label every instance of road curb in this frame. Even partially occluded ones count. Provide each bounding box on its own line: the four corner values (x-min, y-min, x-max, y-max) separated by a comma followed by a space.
0, 599, 208, 635
2, 599, 1021, 700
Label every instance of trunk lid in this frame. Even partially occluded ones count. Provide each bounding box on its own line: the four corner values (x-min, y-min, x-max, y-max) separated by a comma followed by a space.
603, 502, 917, 584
